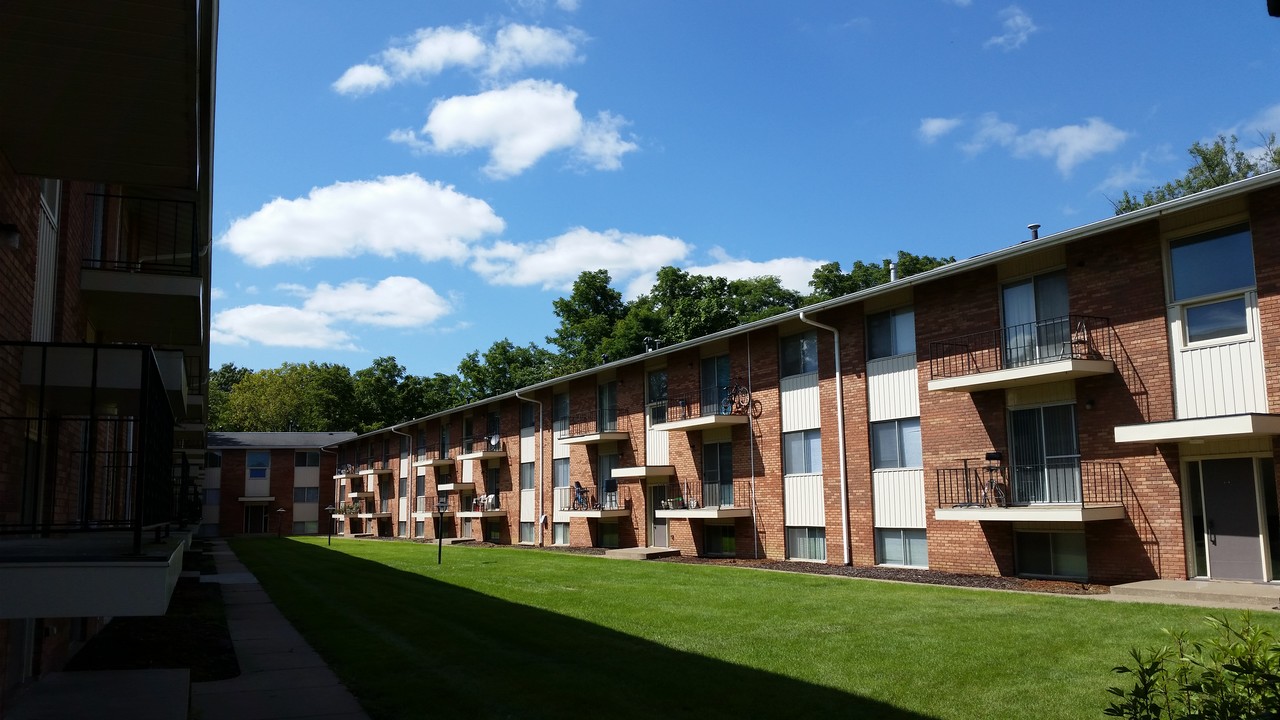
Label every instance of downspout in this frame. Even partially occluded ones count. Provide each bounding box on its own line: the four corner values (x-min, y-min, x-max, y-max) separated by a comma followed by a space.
748, 334, 759, 559
390, 427, 413, 536
798, 310, 851, 566
319, 444, 342, 535
515, 391, 544, 546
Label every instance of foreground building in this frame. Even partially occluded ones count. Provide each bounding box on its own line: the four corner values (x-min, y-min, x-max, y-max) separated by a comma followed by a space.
0, 0, 217, 704
330, 170, 1280, 587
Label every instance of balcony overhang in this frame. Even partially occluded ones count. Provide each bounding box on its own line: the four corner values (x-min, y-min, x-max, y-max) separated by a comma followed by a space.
333, 471, 360, 481
653, 415, 749, 432
927, 359, 1115, 393
558, 431, 630, 446
457, 510, 506, 518
356, 512, 391, 519
412, 511, 454, 519
1114, 413, 1280, 444
934, 504, 1125, 522
347, 491, 373, 499
656, 506, 751, 519
358, 467, 393, 476
563, 508, 630, 519
413, 458, 454, 468
436, 482, 474, 492
457, 449, 507, 461
0, 531, 189, 619
80, 270, 203, 347
613, 465, 675, 480
238, 496, 275, 503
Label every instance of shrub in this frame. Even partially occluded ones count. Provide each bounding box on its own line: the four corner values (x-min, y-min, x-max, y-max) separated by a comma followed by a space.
1104, 613, 1280, 719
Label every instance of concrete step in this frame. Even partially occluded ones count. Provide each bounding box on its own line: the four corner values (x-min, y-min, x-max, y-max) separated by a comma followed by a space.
440, 537, 474, 545
7, 669, 190, 720
604, 547, 681, 560
1109, 579, 1280, 611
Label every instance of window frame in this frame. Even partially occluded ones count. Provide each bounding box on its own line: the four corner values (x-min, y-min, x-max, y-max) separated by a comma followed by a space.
867, 306, 916, 360
870, 417, 922, 470
1166, 223, 1257, 348
783, 429, 822, 475
780, 330, 818, 377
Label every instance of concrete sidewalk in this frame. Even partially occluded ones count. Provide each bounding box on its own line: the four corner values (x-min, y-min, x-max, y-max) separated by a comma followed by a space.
191, 540, 370, 720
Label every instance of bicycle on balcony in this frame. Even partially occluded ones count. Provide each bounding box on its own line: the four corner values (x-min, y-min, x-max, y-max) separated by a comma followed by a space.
719, 380, 762, 418
979, 451, 1007, 508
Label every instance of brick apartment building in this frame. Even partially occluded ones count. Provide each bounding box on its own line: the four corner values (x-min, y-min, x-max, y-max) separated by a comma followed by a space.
328, 171, 1280, 587
205, 432, 355, 537
0, 0, 217, 707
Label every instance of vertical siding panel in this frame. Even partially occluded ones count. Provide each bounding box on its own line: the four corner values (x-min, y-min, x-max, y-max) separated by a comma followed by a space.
872, 469, 925, 528
1171, 296, 1267, 418
552, 486, 570, 522
780, 372, 820, 431
784, 473, 825, 525
867, 353, 919, 421
520, 489, 536, 522
552, 419, 570, 459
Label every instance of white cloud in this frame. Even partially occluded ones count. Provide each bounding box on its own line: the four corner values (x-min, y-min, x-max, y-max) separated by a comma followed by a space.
918, 117, 963, 144
470, 227, 691, 291
210, 287, 226, 300
688, 247, 826, 293
218, 174, 505, 266
943, 0, 972, 6
556, 0, 581, 10
301, 277, 453, 328
211, 305, 356, 350
962, 113, 1128, 176
403, 79, 635, 178
985, 6, 1038, 51
331, 63, 392, 96
1096, 146, 1174, 194
331, 23, 583, 95
487, 24, 583, 76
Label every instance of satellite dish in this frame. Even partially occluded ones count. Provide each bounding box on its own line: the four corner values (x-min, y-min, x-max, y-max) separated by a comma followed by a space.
488, 434, 501, 449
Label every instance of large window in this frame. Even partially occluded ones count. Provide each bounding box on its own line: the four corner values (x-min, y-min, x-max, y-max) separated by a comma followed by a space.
520, 522, 535, 543
293, 487, 320, 503
553, 522, 570, 545
1015, 530, 1086, 579
783, 429, 822, 475
701, 354, 731, 414
781, 330, 818, 376
876, 528, 927, 567
1002, 271, 1068, 366
598, 453, 619, 508
553, 458, 570, 488
787, 527, 826, 561
704, 523, 736, 557
247, 451, 270, 479
871, 418, 922, 469
521, 402, 537, 429
520, 462, 536, 491
292, 521, 319, 534
868, 307, 915, 359
647, 369, 668, 423
294, 451, 320, 467
1170, 224, 1255, 344
703, 441, 734, 506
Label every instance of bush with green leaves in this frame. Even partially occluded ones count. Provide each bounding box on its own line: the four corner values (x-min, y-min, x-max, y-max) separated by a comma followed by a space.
1105, 613, 1280, 719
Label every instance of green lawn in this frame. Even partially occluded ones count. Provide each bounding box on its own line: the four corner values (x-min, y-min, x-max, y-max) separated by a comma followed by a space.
229, 538, 1279, 720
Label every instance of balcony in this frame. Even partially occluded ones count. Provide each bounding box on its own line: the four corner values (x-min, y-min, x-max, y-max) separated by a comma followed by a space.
355, 498, 390, 520
557, 485, 631, 519
334, 464, 360, 481
654, 479, 753, 519
457, 491, 509, 518
650, 387, 751, 432
412, 495, 458, 519
934, 459, 1125, 522
79, 194, 203, 348
358, 458, 393, 476
458, 436, 506, 460
556, 409, 630, 445
927, 315, 1116, 393
413, 445, 453, 468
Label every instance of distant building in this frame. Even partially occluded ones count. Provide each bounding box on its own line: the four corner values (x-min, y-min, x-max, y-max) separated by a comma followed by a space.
206, 432, 356, 536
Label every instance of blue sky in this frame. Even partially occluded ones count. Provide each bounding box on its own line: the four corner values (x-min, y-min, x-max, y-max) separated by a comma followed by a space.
211, 1, 1280, 377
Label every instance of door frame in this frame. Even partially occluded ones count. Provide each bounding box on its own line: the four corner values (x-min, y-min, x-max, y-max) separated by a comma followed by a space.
1182, 454, 1274, 581
648, 482, 668, 548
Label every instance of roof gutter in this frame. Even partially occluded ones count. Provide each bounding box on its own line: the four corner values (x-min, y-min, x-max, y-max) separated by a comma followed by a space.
797, 310, 850, 566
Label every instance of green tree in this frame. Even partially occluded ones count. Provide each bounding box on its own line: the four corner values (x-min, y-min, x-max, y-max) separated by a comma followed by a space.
727, 275, 803, 324
806, 250, 955, 303
400, 372, 467, 421
207, 362, 251, 431
219, 362, 355, 432
457, 339, 557, 400
352, 356, 409, 433
547, 269, 627, 374
1113, 133, 1280, 214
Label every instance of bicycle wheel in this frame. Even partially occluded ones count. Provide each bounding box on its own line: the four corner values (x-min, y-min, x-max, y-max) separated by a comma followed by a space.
748, 399, 762, 419
720, 396, 733, 415
991, 484, 1006, 508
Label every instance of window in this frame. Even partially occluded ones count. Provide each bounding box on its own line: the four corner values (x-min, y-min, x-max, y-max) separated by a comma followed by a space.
415, 474, 426, 498
553, 393, 570, 423
206, 452, 222, 469
553, 458, 570, 488
703, 442, 734, 506
203, 488, 220, 506
294, 451, 320, 467
787, 527, 826, 561
521, 402, 537, 429
440, 424, 450, 458
415, 520, 425, 537
293, 487, 320, 503
1015, 531, 1086, 579
398, 520, 407, 537
704, 524, 736, 557
553, 522, 570, 545
1009, 404, 1079, 504
783, 430, 822, 475
520, 462, 536, 491
400, 436, 410, 455
647, 369, 668, 423
599, 453, 619, 508
1002, 272, 1068, 366
292, 521, 319, 534
868, 307, 915, 359
520, 522, 535, 543
247, 451, 270, 479
781, 330, 818, 376
1169, 225, 1256, 344
876, 528, 927, 567
399, 477, 408, 498
701, 355, 731, 414
598, 521, 620, 549
871, 418, 922, 469
597, 382, 618, 431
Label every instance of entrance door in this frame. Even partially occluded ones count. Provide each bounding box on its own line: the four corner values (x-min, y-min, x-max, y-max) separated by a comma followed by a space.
1002, 270, 1068, 368
1008, 404, 1080, 503
649, 484, 668, 548
1200, 458, 1265, 581
244, 505, 268, 533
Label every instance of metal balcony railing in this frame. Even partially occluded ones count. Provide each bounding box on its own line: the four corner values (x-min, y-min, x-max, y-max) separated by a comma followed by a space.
936, 459, 1124, 508
416, 495, 460, 513
0, 342, 184, 553
557, 409, 631, 439
660, 477, 752, 509
556, 485, 629, 511
415, 444, 450, 462
357, 456, 390, 472
83, 193, 200, 277
929, 315, 1115, 380
461, 435, 504, 454
469, 490, 508, 512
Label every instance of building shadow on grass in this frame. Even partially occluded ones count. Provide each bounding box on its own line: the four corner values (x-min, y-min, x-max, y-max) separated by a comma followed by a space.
232, 539, 939, 720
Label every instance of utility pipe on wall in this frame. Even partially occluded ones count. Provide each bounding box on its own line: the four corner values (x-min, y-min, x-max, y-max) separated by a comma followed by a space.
514, 391, 544, 546
797, 310, 851, 566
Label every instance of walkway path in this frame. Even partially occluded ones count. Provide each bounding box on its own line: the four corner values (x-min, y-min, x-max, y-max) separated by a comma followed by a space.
191, 539, 370, 720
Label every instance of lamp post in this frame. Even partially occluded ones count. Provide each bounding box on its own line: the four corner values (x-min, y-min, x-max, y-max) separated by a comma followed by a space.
436, 496, 448, 565
325, 505, 336, 546
275, 507, 286, 538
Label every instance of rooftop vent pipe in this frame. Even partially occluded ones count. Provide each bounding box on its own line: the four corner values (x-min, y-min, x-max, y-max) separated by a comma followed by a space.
1028, 223, 1040, 240
888, 261, 898, 282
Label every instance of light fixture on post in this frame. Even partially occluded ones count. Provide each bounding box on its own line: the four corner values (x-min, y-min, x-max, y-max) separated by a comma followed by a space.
437, 496, 448, 565
275, 507, 286, 538
325, 504, 336, 545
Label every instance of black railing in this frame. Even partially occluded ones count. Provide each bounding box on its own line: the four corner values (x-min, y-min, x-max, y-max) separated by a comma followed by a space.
556, 485, 628, 511
558, 409, 631, 439
418, 495, 459, 513
936, 459, 1124, 508
82, 193, 199, 277
661, 478, 751, 509
469, 490, 508, 512
0, 342, 178, 554
415, 444, 451, 462
461, 435, 504, 454
929, 315, 1115, 380
357, 456, 390, 472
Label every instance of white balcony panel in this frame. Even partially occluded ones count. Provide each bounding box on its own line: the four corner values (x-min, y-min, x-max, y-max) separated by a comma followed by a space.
872, 468, 926, 529
1170, 299, 1267, 419
462, 458, 474, 484
780, 372, 820, 432
400, 454, 409, 478
295, 503, 318, 522
867, 354, 919, 422
520, 489, 536, 522
552, 419, 570, 459
552, 486, 571, 523
784, 473, 825, 526
246, 476, 269, 497
521, 427, 535, 459
294, 467, 319, 486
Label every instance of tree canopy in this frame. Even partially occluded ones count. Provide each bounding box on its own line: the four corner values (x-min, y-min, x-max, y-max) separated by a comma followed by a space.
1112, 133, 1280, 214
